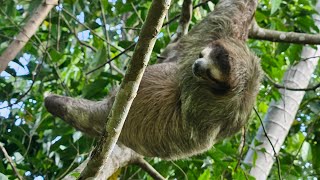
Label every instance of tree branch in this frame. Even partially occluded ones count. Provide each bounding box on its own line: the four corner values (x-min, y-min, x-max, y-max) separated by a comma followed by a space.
249, 20, 320, 44
253, 108, 282, 180
78, 0, 171, 178
86, 43, 136, 75
174, 0, 193, 42
63, 144, 142, 179
265, 74, 320, 91
273, 82, 320, 91
133, 158, 165, 180
60, 13, 97, 52
162, 0, 213, 27
0, 0, 58, 73
0, 142, 23, 180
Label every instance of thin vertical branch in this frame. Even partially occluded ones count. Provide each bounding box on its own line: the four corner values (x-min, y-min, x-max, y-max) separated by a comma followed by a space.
253, 108, 282, 180
174, 0, 192, 42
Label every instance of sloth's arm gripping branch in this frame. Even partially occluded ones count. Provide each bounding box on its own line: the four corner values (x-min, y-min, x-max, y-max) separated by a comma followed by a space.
44, 94, 110, 137
249, 20, 320, 44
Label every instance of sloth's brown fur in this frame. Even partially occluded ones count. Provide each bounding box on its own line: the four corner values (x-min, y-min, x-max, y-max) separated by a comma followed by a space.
45, 1, 261, 160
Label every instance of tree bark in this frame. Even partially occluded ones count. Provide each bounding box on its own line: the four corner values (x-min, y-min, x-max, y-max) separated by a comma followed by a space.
243, 2, 320, 179
0, 0, 58, 73
63, 144, 142, 180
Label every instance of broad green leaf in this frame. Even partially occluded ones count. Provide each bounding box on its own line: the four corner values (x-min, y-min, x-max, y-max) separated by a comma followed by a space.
0, 173, 8, 180
13, 152, 24, 164
271, 0, 282, 14
198, 169, 211, 180
301, 141, 312, 161
72, 131, 83, 142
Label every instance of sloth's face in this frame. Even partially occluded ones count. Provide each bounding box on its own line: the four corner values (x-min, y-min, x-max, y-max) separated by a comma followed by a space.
192, 42, 231, 93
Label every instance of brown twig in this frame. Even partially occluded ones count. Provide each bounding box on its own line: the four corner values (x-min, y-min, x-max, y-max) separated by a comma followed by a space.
86, 43, 136, 75
162, 0, 212, 27
60, 14, 97, 52
253, 108, 282, 180
133, 158, 165, 180
265, 74, 320, 91
173, 0, 193, 42
273, 82, 320, 91
235, 127, 246, 171
0, 143, 23, 180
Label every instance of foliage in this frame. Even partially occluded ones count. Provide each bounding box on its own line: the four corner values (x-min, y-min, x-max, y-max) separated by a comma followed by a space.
0, 0, 319, 179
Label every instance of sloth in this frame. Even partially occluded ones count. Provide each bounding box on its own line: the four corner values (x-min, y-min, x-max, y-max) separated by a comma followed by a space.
45, 1, 261, 160
45, 37, 262, 160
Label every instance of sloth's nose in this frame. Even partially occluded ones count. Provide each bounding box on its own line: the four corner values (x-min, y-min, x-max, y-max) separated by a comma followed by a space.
193, 60, 203, 71
192, 60, 206, 77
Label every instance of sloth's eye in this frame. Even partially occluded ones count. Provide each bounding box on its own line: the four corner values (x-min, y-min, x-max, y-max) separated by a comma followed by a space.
199, 53, 203, 58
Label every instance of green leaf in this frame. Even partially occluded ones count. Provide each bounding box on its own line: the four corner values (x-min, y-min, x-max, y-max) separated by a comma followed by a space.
0, 173, 8, 180
13, 152, 24, 164
271, 0, 282, 14
118, 40, 135, 49
275, 43, 290, 55
70, 172, 81, 178
72, 131, 83, 142
312, 143, 320, 174
255, 11, 267, 22
198, 169, 211, 180
82, 78, 109, 98
301, 141, 312, 161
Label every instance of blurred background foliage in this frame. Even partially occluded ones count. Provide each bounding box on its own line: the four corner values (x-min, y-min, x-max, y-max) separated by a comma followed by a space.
0, 0, 319, 179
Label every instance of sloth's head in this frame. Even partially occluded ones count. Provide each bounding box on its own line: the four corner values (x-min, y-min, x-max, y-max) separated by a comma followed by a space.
192, 39, 260, 94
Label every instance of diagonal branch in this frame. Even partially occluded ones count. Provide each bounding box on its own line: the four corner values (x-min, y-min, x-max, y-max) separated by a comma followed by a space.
0, 0, 58, 73
0, 142, 23, 180
133, 158, 165, 180
78, 0, 171, 178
